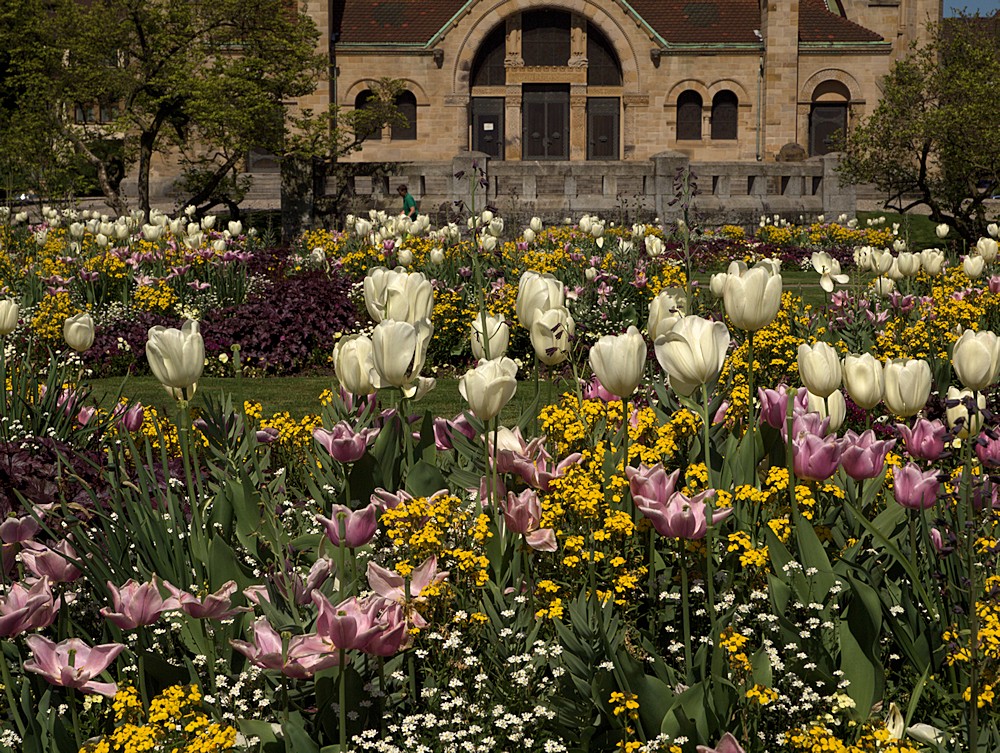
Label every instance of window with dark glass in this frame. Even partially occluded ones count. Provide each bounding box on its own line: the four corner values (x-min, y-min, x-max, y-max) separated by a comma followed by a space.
522, 10, 570, 67
471, 24, 506, 87
392, 91, 417, 140
676, 91, 702, 140
354, 90, 381, 140
586, 23, 622, 86
711, 91, 738, 140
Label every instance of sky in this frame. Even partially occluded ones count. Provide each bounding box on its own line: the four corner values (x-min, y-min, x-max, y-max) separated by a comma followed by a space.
945, 0, 998, 15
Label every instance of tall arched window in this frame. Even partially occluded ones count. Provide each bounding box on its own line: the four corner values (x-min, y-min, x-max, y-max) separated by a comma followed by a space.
586, 23, 622, 86
676, 91, 702, 140
522, 9, 570, 66
711, 91, 738, 140
470, 23, 506, 87
809, 81, 850, 155
392, 91, 417, 140
354, 90, 381, 141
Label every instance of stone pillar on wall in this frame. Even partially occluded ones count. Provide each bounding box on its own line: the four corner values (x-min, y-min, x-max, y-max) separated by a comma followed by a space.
762, 0, 800, 160
570, 89, 587, 161
651, 151, 691, 221
820, 153, 855, 219
505, 85, 522, 160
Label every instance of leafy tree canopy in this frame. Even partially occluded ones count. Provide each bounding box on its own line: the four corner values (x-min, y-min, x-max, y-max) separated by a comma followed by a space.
840, 14, 1000, 243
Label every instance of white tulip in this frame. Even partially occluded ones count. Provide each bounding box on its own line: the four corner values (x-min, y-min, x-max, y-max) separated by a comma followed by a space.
588, 326, 647, 398
653, 315, 730, 397
487, 218, 504, 238
963, 255, 985, 279
724, 264, 783, 331
647, 288, 689, 341
201, 215, 216, 230
516, 271, 564, 330
951, 329, 1000, 391
480, 234, 498, 253
645, 235, 664, 257
883, 358, 932, 417
397, 248, 413, 266
871, 277, 895, 296
63, 313, 95, 352
333, 334, 376, 395
935, 223, 949, 238
976, 237, 999, 263
808, 389, 846, 433
459, 357, 518, 421
228, 221, 243, 236
920, 249, 946, 275
946, 386, 986, 439
870, 249, 894, 275
529, 217, 543, 234
530, 306, 575, 366
0, 299, 19, 336
811, 252, 849, 292
988, 223, 999, 239
363, 267, 434, 324
471, 315, 510, 360
146, 319, 205, 398
896, 252, 921, 277
143, 224, 163, 242
842, 353, 884, 409
429, 247, 445, 265
893, 239, 907, 253
709, 273, 728, 298
523, 228, 535, 244
369, 318, 434, 398
95, 233, 109, 248
797, 341, 841, 398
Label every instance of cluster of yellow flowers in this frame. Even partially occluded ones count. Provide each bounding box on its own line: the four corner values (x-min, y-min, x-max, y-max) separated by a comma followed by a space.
81, 685, 237, 753
785, 724, 920, 753
30, 292, 83, 344
134, 281, 179, 313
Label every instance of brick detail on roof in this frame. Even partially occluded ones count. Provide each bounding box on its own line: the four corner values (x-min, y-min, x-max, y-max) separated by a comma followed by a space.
626, 0, 761, 44
334, 0, 464, 44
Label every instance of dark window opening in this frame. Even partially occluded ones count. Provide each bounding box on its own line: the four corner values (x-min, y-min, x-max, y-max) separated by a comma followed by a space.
587, 97, 619, 160
471, 23, 506, 87
711, 90, 738, 140
676, 90, 702, 140
354, 90, 381, 140
586, 23, 622, 86
392, 91, 417, 140
522, 10, 570, 67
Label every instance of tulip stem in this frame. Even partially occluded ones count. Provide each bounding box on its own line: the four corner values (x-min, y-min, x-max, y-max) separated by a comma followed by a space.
700, 383, 717, 654
68, 688, 83, 751
678, 542, 694, 686
0, 642, 25, 737
339, 647, 348, 751
746, 330, 756, 444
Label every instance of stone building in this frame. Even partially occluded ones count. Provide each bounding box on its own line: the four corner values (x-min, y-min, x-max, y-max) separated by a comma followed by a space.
307, 0, 940, 166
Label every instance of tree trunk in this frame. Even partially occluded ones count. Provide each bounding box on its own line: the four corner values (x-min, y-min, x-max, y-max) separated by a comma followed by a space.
63, 129, 127, 216
280, 156, 313, 245
137, 129, 155, 222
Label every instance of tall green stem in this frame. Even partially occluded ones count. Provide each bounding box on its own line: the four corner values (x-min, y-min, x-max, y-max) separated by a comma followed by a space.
699, 383, 717, 644
746, 330, 756, 437
339, 648, 348, 751
0, 643, 25, 737
679, 543, 694, 685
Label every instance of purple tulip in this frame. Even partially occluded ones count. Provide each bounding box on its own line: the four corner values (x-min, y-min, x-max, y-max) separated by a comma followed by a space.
121, 402, 144, 432
363, 600, 409, 657
231, 618, 341, 678
24, 636, 124, 697
100, 578, 179, 630
432, 413, 476, 451
626, 463, 681, 509
313, 422, 378, 463
698, 733, 746, 753
793, 432, 842, 482
371, 487, 418, 510
317, 503, 378, 548
313, 594, 381, 652
839, 430, 896, 480
976, 433, 1000, 467
286, 558, 334, 606
0, 578, 58, 638
893, 463, 940, 510
783, 411, 831, 442
896, 418, 947, 461
502, 489, 558, 552
255, 427, 279, 444
637, 489, 731, 540
930, 527, 954, 554
20, 540, 82, 583
163, 580, 247, 620
758, 385, 808, 430
367, 556, 448, 628
0, 516, 40, 544
77, 406, 96, 425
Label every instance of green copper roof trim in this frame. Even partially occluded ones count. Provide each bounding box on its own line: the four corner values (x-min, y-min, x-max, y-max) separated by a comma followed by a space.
426, 0, 479, 49
614, 0, 671, 48
799, 40, 887, 47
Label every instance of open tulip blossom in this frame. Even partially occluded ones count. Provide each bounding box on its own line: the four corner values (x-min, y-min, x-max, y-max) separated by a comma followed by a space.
145, 319, 205, 399
458, 356, 518, 421
654, 315, 730, 397
24, 636, 124, 697
637, 489, 731, 540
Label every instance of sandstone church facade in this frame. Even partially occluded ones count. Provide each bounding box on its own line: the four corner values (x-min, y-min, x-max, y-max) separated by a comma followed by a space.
293, 0, 940, 168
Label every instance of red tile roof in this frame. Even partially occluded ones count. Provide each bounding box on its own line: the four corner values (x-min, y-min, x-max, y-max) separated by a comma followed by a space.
332, 0, 883, 47
798, 0, 884, 43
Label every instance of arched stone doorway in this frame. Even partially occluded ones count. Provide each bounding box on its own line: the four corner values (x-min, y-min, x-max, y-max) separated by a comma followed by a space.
809, 80, 850, 156
468, 9, 623, 161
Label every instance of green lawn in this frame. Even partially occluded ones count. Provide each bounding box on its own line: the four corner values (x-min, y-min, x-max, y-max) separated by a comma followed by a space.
88, 375, 567, 423
857, 210, 939, 251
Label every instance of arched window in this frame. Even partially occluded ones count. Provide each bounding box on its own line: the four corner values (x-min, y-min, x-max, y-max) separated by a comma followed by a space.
586, 23, 622, 86
522, 9, 570, 66
676, 91, 702, 140
392, 91, 417, 140
711, 91, 738, 140
471, 23, 506, 87
354, 90, 381, 141
809, 81, 850, 155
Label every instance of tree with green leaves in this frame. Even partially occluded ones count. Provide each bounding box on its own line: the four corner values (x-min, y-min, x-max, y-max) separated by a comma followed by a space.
840, 15, 1000, 243
2, 0, 324, 217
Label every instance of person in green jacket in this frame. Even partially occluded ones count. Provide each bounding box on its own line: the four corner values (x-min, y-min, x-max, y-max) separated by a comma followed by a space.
397, 184, 417, 220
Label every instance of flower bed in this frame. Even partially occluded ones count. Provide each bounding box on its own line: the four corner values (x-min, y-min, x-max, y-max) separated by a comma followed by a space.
0, 206, 999, 752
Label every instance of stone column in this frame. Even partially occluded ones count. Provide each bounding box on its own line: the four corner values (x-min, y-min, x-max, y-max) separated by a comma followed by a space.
820, 153, 855, 219
505, 85, 522, 161
761, 0, 800, 159
570, 89, 587, 161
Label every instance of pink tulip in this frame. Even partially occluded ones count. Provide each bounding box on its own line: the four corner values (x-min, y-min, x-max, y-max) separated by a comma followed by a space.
930, 527, 954, 554
0, 516, 40, 544
758, 385, 808, 430
317, 504, 378, 548
231, 618, 341, 678
512, 452, 583, 491
285, 558, 334, 606
493, 428, 552, 475
256, 427, 279, 444
783, 411, 831, 442
793, 433, 842, 482
976, 433, 1000, 467
367, 556, 449, 628
100, 578, 179, 630
24, 635, 124, 697
893, 463, 940, 510
626, 463, 681, 509
432, 413, 476, 451
363, 600, 409, 656
583, 376, 617, 403
698, 733, 746, 753
163, 580, 247, 619
0, 578, 58, 638
121, 402, 145, 432
20, 540, 82, 583
638, 490, 731, 540
371, 487, 418, 510
313, 594, 381, 651
897, 418, 947, 461
313, 422, 378, 463
77, 406, 96, 425
839, 430, 895, 480
243, 585, 270, 606
502, 489, 558, 552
